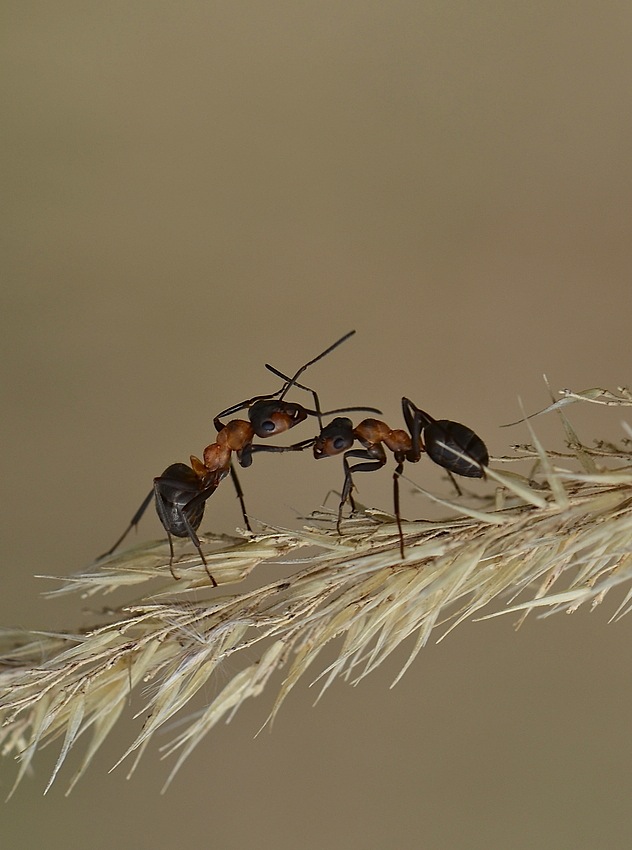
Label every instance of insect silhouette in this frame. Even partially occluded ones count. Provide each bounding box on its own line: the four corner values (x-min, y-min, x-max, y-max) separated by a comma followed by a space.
99, 331, 380, 583
263, 370, 489, 558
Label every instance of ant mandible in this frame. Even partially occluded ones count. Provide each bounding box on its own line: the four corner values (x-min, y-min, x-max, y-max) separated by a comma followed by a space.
99, 331, 380, 584
264, 367, 489, 558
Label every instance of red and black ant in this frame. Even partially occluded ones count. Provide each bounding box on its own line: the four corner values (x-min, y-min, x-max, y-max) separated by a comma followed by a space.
99, 331, 380, 584
264, 367, 489, 558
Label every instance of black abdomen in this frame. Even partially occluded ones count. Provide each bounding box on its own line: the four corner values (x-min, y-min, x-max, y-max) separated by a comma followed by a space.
424, 420, 489, 477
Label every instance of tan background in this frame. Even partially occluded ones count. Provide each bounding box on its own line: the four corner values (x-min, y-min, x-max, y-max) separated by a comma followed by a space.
3, 3, 632, 848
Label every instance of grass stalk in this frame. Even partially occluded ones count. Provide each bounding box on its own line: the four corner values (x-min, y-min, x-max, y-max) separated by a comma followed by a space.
0, 386, 630, 794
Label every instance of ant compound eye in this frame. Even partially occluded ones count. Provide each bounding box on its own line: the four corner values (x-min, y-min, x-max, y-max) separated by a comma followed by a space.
333, 437, 347, 450
261, 419, 276, 433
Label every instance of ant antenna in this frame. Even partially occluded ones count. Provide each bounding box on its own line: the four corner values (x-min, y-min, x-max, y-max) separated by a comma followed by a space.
266, 364, 326, 428
265, 361, 381, 432
276, 330, 355, 404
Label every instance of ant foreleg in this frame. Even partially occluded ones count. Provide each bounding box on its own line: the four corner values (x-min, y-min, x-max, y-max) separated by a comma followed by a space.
338, 449, 386, 534
246, 438, 316, 457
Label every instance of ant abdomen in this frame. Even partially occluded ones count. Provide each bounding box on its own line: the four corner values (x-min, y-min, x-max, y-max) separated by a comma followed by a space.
423, 420, 488, 477
154, 463, 208, 538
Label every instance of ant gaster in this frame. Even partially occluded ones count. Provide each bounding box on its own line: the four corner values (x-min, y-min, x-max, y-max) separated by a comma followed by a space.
99, 331, 380, 584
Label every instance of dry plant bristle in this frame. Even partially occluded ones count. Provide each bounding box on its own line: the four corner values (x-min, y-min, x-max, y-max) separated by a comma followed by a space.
0, 386, 630, 794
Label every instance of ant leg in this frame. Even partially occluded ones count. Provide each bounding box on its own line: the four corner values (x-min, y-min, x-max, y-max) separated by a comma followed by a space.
447, 470, 463, 497
229, 462, 252, 531
98, 489, 154, 560
234, 437, 316, 470
339, 456, 356, 532
175, 483, 222, 586
236, 437, 315, 472
247, 438, 316, 456
338, 449, 386, 534
175, 501, 218, 587
401, 398, 434, 463
392, 461, 405, 559
153, 484, 181, 580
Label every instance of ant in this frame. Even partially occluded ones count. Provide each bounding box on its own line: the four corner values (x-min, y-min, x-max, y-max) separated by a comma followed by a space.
265, 367, 489, 558
99, 331, 380, 584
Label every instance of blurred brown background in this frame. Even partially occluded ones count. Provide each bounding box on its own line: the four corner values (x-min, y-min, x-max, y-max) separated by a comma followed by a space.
2, 3, 632, 848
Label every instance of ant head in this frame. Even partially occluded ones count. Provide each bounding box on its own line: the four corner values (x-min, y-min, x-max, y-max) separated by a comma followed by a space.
313, 417, 355, 459
249, 399, 308, 438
